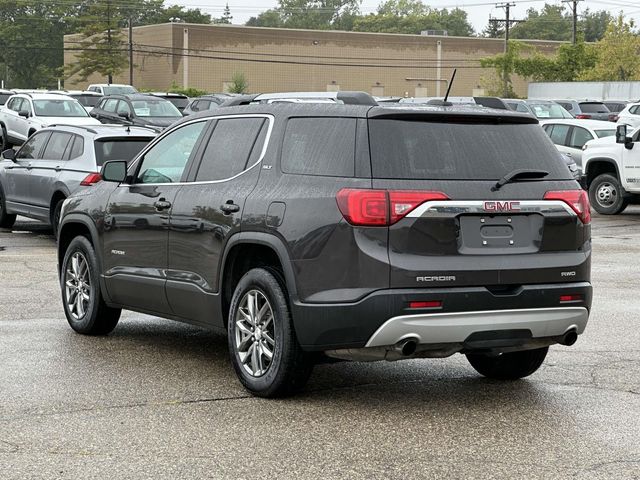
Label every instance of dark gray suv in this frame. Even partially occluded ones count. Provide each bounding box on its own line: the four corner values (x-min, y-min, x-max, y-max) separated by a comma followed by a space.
0, 125, 156, 235
57, 96, 592, 397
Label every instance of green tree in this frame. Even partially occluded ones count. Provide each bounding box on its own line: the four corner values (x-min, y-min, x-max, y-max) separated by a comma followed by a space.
143, 5, 212, 24
228, 72, 248, 94
515, 41, 596, 82
213, 4, 232, 24
582, 9, 613, 42
246, 0, 361, 30
580, 15, 640, 81
479, 41, 524, 97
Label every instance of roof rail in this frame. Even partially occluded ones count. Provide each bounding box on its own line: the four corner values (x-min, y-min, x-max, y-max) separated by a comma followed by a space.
45, 124, 98, 134
220, 91, 378, 107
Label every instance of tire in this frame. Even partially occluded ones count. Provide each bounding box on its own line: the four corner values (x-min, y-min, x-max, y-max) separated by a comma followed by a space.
589, 173, 628, 215
60, 236, 121, 335
0, 183, 16, 229
0, 126, 11, 151
227, 268, 313, 397
51, 197, 65, 239
466, 347, 548, 380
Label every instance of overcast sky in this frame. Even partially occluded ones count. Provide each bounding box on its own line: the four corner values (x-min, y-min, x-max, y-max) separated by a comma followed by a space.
170, 0, 640, 35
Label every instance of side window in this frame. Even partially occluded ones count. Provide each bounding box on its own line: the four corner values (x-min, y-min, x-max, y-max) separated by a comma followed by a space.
42, 132, 73, 160
281, 117, 356, 177
136, 121, 207, 184
190, 100, 200, 112
7, 98, 18, 111
116, 101, 131, 116
557, 102, 572, 111
549, 124, 570, 146
24, 99, 33, 115
202, 100, 213, 110
569, 127, 594, 149
103, 99, 118, 113
542, 124, 552, 135
195, 117, 267, 182
67, 135, 84, 160
16, 132, 51, 160
630, 105, 639, 115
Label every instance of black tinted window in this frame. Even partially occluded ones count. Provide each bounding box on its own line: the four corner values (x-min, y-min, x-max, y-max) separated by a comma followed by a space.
195, 118, 266, 181
369, 120, 570, 180
579, 103, 609, 113
95, 138, 151, 166
0, 94, 11, 106
281, 117, 356, 177
42, 132, 72, 160
17, 132, 50, 159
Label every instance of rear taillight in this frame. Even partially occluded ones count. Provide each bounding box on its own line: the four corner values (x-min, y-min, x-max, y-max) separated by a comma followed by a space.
575, 114, 592, 119
544, 190, 591, 224
336, 189, 449, 226
608, 114, 619, 122
408, 300, 442, 309
560, 294, 583, 303
80, 173, 102, 186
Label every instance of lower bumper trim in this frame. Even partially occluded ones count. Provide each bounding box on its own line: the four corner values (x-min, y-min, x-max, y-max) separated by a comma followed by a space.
365, 307, 588, 348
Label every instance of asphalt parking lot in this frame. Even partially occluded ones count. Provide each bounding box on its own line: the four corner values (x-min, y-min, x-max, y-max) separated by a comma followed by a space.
0, 213, 639, 480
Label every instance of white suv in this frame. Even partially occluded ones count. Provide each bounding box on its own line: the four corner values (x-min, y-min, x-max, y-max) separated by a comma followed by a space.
617, 103, 640, 128
0, 93, 100, 149
87, 84, 138, 96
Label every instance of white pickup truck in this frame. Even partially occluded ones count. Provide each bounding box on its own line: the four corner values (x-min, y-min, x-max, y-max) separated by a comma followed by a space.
583, 124, 640, 214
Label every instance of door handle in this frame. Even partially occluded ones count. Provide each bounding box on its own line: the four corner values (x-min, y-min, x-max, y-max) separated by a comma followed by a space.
26, 163, 32, 170
565, 152, 573, 157
55, 166, 62, 172
221, 201, 240, 215
154, 199, 172, 211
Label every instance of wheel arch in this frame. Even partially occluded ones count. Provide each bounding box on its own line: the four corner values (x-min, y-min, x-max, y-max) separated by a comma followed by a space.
49, 189, 70, 222
584, 157, 620, 188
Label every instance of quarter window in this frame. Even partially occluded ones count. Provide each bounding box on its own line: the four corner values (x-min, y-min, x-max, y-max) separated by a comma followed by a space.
42, 132, 73, 160
116, 101, 131, 116
68, 135, 84, 160
16, 132, 51, 160
136, 121, 207, 184
281, 117, 356, 177
569, 127, 593, 149
195, 117, 267, 182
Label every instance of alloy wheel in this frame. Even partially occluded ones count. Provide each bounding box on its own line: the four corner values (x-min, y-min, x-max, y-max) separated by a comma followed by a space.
234, 289, 276, 377
65, 252, 91, 320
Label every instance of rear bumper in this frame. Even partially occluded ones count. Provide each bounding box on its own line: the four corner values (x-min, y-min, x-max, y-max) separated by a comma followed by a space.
291, 282, 592, 350
365, 307, 587, 347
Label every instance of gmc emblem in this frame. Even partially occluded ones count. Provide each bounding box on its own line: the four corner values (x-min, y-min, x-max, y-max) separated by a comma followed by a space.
484, 201, 521, 212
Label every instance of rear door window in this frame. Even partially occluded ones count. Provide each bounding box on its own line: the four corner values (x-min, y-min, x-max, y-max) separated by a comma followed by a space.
67, 135, 84, 160
42, 132, 73, 160
368, 119, 570, 180
549, 124, 570, 145
195, 117, 267, 181
569, 127, 593, 149
281, 117, 356, 177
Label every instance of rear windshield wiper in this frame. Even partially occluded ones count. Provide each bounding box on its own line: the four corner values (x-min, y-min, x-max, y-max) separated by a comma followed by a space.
491, 169, 549, 192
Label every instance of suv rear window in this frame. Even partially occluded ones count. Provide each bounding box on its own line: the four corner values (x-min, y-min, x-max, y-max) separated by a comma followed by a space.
281, 117, 356, 177
579, 102, 609, 113
369, 120, 571, 180
94, 138, 152, 166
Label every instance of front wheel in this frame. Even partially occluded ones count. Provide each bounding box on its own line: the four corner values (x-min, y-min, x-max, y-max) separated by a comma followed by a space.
0, 184, 16, 229
589, 173, 628, 215
466, 347, 548, 380
227, 268, 313, 397
61, 236, 121, 335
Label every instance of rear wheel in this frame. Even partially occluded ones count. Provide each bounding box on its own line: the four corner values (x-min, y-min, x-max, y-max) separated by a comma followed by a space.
0, 184, 16, 229
228, 268, 313, 397
589, 173, 628, 215
61, 236, 121, 335
466, 347, 548, 380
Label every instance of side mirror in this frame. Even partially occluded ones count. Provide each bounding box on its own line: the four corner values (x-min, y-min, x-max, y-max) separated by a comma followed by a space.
1, 149, 16, 162
616, 124, 634, 149
118, 112, 131, 120
101, 160, 128, 183
18, 110, 30, 118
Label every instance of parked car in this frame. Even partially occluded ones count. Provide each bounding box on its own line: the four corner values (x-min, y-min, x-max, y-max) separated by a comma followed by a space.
0, 93, 101, 150
582, 124, 640, 214
182, 94, 236, 116
149, 92, 190, 113
560, 153, 581, 181
616, 102, 640, 128
56, 96, 591, 397
87, 84, 138, 96
0, 125, 156, 235
505, 99, 573, 119
540, 119, 616, 174
553, 100, 612, 121
0, 89, 14, 106
603, 101, 628, 113
90, 94, 183, 129
399, 96, 510, 110
49, 91, 103, 114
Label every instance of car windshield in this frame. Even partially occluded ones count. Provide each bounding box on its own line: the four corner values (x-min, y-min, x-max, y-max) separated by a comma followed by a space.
33, 99, 89, 117
102, 86, 137, 95
527, 103, 573, 119
73, 95, 102, 107
131, 99, 181, 117
595, 129, 616, 138
94, 138, 153, 166
369, 119, 571, 181
580, 103, 610, 113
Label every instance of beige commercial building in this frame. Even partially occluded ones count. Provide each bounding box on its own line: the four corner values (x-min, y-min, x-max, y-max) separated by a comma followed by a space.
65, 23, 562, 97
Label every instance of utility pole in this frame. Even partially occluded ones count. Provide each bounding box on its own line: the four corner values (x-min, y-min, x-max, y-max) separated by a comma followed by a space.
107, 0, 112, 84
562, 0, 582, 44
128, 18, 133, 86
488, 3, 525, 96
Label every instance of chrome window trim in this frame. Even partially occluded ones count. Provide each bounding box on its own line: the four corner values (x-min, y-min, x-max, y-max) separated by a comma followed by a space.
406, 200, 576, 218
121, 113, 274, 187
